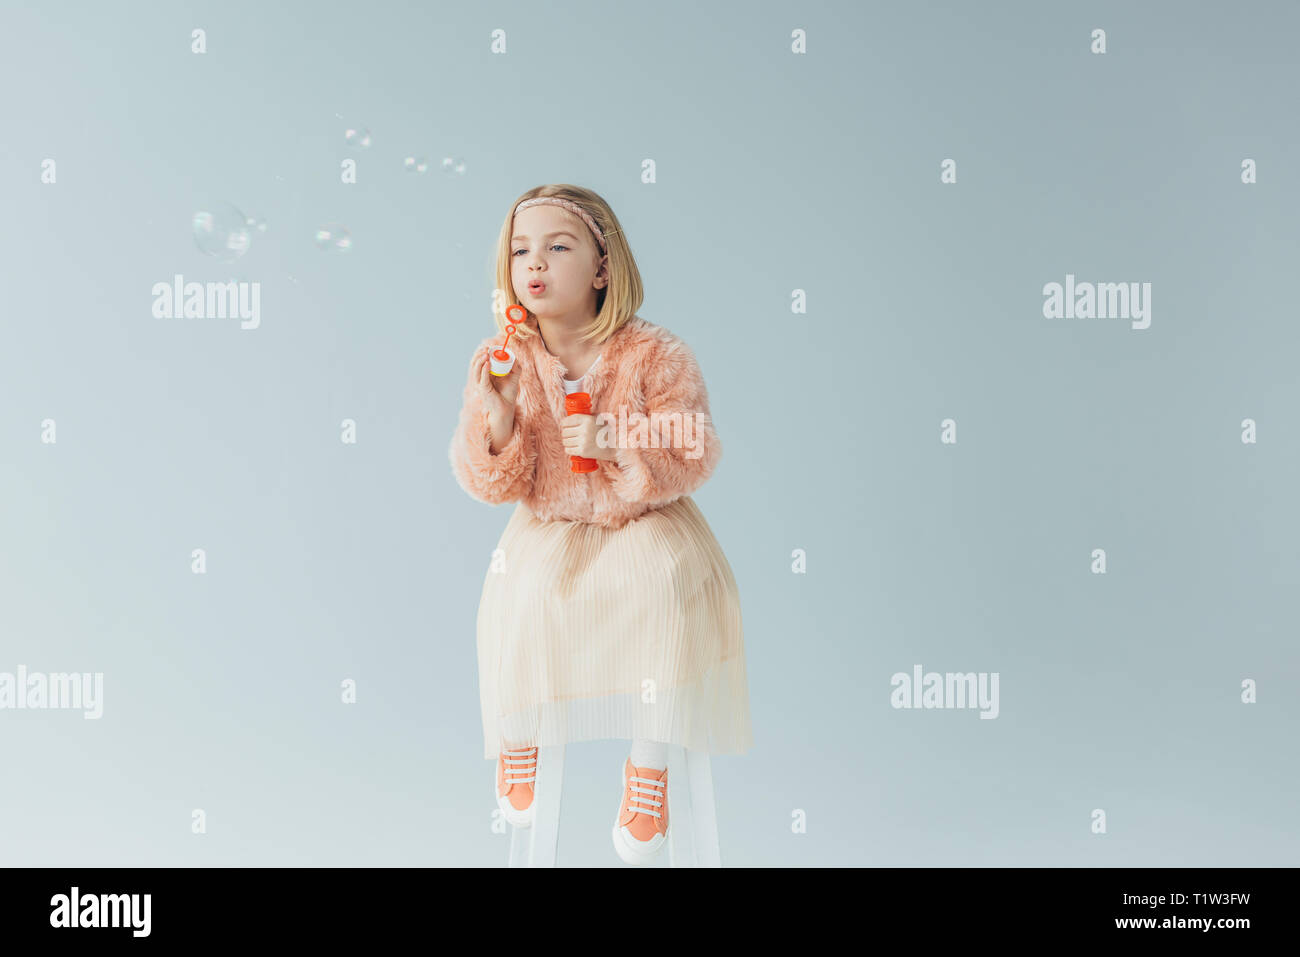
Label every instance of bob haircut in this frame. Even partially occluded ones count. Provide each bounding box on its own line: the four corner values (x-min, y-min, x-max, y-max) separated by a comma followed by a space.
491, 184, 643, 346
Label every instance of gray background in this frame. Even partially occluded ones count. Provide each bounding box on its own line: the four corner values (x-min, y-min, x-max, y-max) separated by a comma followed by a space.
1, 0, 1296, 867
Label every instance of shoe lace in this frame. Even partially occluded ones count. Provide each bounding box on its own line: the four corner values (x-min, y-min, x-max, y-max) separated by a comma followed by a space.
501, 747, 537, 786
627, 772, 666, 819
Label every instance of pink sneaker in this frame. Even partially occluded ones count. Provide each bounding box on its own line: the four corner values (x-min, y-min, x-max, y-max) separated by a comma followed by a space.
612, 757, 669, 864
496, 746, 538, 828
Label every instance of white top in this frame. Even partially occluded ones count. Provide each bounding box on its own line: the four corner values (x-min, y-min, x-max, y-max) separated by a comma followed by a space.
561, 354, 602, 394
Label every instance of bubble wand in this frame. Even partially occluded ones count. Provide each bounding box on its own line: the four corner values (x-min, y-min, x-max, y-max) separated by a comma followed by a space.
489, 304, 526, 376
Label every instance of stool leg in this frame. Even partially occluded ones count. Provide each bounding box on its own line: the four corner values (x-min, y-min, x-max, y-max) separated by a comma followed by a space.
686, 748, 721, 867
529, 744, 564, 866
665, 745, 695, 866
666, 746, 721, 867
507, 744, 564, 867
508, 813, 529, 867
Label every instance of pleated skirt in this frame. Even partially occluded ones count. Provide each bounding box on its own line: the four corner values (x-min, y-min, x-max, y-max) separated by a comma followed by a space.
475, 496, 753, 760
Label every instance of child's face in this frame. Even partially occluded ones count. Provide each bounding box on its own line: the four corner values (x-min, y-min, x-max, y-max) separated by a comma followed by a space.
510, 205, 608, 323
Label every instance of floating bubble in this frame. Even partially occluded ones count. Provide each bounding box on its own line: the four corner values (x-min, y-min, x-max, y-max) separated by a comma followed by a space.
344, 127, 371, 149
245, 216, 268, 233
314, 225, 352, 252
193, 202, 251, 262
404, 156, 429, 173
442, 157, 467, 175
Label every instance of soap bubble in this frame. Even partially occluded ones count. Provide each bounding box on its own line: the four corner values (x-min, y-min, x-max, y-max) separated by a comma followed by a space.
442, 157, 467, 175
314, 225, 352, 252
193, 202, 251, 262
404, 156, 429, 173
344, 127, 371, 149
245, 216, 268, 233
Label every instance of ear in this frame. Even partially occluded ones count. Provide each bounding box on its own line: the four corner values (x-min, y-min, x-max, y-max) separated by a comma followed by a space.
594, 255, 609, 289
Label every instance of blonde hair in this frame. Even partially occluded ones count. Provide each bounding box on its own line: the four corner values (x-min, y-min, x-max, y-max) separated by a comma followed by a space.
491, 184, 643, 346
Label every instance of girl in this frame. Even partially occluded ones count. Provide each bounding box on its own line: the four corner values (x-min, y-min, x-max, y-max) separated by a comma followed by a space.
449, 184, 753, 865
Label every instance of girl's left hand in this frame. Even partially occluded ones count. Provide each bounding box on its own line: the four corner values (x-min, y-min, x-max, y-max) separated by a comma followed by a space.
561, 413, 616, 461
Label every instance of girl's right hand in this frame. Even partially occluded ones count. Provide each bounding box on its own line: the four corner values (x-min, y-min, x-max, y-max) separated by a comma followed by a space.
477, 346, 520, 419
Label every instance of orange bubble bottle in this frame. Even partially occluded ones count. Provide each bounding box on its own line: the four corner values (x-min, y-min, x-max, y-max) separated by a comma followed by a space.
564, 392, 599, 473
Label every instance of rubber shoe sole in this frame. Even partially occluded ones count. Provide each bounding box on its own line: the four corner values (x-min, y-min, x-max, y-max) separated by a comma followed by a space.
498, 787, 534, 828
611, 763, 667, 865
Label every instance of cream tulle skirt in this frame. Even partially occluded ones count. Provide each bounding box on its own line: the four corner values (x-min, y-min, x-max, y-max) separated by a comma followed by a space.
475, 496, 753, 760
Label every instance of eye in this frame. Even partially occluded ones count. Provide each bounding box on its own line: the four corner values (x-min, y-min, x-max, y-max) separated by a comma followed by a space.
512, 245, 569, 256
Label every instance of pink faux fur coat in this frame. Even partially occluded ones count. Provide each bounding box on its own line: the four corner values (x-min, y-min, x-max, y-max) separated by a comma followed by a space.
449, 315, 722, 529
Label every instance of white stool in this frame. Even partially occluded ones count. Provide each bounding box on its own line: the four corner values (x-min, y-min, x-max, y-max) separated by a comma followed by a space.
507, 743, 721, 867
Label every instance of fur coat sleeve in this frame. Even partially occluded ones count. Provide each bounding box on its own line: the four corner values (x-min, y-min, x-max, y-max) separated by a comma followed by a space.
595, 338, 721, 506
448, 336, 539, 505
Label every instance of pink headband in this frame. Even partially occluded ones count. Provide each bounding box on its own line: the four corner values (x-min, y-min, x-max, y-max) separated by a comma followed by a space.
513, 197, 607, 253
